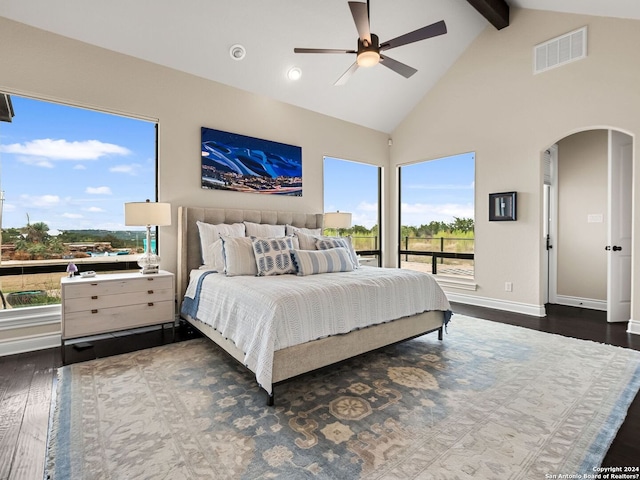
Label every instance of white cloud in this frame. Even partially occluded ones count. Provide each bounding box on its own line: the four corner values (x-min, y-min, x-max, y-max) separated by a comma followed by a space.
110, 163, 141, 175
19, 194, 61, 208
405, 182, 475, 190
356, 201, 378, 212
62, 212, 83, 219
401, 202, 474, 226
0, 138, 131, 160
73, 164, 87, 170
17, 156, 54, 168
85, 206, 105, 213
85, 186, 112, 195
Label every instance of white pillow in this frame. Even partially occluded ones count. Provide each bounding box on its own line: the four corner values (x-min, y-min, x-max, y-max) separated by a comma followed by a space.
315, 236, 360, 268
291, 248, 354, 276
244, 221, 286, 237
197, 221, 245, 266
285, 225, 322, 237
220, 236, 257, 276
293, 231, 319, 250
251, 236, 296, 276
205, 238, 225, 272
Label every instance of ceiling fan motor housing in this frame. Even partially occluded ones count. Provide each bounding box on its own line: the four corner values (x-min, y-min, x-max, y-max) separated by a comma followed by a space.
357, 33, 380, 66
358, 33, 379, 54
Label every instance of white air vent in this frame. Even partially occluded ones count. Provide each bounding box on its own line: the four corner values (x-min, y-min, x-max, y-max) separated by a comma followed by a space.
534, 26, 587, 74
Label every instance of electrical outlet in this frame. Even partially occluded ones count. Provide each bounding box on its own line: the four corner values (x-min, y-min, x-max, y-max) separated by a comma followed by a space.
505, 282, 513, 292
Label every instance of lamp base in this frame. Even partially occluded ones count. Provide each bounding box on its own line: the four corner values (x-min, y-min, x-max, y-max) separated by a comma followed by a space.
139, 264, 160, 275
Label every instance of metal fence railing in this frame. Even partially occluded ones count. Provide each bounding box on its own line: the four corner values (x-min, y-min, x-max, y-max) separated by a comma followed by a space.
400, 236, 474, 276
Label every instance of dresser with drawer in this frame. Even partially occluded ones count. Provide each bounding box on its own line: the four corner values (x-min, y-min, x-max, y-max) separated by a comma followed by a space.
61, 271, 175, 362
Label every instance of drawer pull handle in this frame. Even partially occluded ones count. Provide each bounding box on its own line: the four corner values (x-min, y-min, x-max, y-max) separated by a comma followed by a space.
147, 278, 154, 281
147, 290, 154, 294
91, 309, 98, 314
148, 302, 154, 307
91, 295, 98, 300
90, 283, 98, 286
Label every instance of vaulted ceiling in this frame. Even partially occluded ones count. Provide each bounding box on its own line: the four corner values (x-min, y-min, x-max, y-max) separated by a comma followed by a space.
1, 1, 639, 133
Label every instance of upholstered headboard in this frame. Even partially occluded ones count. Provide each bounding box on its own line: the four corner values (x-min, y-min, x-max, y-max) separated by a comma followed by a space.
177, 206, 323, 301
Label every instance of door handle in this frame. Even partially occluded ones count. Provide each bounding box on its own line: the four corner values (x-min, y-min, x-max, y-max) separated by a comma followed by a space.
613, 245, 622, 251
605, 246, 610, 251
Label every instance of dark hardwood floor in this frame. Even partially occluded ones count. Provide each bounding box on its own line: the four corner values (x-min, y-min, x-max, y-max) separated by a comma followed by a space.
0, 303, 638, 479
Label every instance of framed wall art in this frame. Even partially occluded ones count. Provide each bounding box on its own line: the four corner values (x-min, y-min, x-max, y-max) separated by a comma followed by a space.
489, 191, 517, 221
201, 127, 302, 196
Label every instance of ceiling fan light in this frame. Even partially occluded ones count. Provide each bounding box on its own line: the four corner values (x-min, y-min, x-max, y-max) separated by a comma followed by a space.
357, 50, 380, 67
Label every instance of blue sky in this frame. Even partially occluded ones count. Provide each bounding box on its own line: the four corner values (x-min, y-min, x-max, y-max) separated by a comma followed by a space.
324, 153, 475, 229
0, 96, 156, 232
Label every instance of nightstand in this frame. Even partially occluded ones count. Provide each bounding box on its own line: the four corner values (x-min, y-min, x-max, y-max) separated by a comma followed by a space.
61, 270, 175, 363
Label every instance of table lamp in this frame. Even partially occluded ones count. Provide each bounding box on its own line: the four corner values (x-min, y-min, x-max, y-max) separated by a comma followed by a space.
124, 199, 171, 274
323, 211, 352, 236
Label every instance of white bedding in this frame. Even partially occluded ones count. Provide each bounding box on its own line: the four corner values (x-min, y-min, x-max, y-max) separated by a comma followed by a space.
182, 266, 451, 394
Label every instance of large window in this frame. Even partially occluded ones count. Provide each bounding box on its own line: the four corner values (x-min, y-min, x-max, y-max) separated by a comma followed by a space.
399, 152, 475, 278
0, 94, 157, 309
323, 157, 381, 264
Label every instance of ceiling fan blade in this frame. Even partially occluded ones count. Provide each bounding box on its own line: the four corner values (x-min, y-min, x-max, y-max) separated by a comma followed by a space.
380, 20, 447, 51
334, 62, 359, 86
379, 55, 418, 78
294, 48, 356, 54
348, 2, 371, 43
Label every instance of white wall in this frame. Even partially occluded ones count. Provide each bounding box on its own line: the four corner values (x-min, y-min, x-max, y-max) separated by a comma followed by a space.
556, 130, 607, 302
390, 9, 640, 320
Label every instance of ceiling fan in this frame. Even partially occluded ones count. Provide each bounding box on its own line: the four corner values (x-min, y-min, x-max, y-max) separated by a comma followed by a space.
294, 0, 447, 85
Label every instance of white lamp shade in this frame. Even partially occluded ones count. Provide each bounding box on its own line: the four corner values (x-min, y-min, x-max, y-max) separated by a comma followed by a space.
323, 211, 352, 229
124, 201, 172, 226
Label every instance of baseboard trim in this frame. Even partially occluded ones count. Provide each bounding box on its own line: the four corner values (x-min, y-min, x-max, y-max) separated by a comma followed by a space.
0, 332, 61, 357
627, 319, 640, 336
446, 292, 546, 317
554, 295, 607, 311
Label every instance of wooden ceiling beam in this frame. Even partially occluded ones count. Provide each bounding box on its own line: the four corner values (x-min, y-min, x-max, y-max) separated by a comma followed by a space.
466, 0, 510, 30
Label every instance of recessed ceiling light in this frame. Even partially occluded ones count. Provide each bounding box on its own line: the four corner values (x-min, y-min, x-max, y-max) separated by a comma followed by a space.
229, 44, 246, 61
287, 67, 302, 81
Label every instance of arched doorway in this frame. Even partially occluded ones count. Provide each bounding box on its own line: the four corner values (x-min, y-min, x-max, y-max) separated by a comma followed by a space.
543, 128, 633, 323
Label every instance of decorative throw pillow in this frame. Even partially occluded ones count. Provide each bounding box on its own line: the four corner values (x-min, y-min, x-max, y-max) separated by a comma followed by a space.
220, 236, 258, 276
243, 221, 286, 238
315, 236, 360, 268
197, 221, 245, 266
293, 230, 320, 250
291, 248, 355, 276
251, 236, 296, 276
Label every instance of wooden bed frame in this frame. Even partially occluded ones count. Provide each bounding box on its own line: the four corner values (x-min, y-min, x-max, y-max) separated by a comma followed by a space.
177, 206, 446, 405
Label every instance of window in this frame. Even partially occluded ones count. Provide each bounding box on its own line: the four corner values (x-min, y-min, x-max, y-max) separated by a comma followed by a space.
0, 94, 157, 309
323, 157, 381, 264
399, 152, 475, 278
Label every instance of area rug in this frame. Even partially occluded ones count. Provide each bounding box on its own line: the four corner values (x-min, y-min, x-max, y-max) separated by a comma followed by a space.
46, 315, 640, 479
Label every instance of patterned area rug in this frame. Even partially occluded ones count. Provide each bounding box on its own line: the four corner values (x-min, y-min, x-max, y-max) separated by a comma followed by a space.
47, 316, 640, 479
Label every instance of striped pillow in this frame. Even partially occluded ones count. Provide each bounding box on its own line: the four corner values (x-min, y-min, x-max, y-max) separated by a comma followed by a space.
291, 248, 354, 276
315, 237, 359, 268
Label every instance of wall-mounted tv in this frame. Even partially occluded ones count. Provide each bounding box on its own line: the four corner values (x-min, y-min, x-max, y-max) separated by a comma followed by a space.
201, 127, 302, 196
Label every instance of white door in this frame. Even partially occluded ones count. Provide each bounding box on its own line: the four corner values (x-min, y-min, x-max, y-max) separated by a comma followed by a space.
607, 131, 632, 323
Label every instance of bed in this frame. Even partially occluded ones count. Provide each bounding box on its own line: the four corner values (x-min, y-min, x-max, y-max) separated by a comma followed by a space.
177, 206, 451, 405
